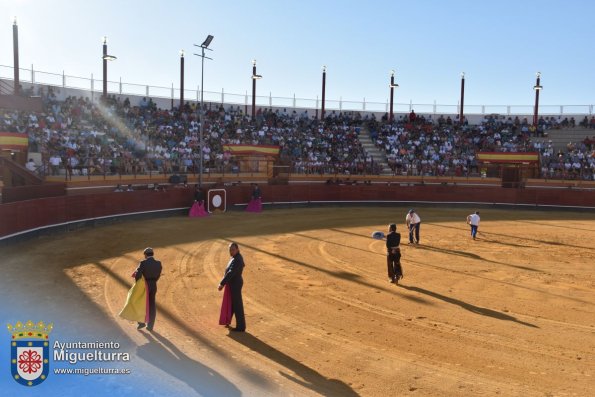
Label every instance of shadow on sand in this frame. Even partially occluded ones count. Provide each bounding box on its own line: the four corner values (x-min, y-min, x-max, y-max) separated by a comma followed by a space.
330, 227, 542, 272
227, 332, 360, 397
398, 284, 538, 328
425, 222, 595, 252
225, 238, 392, 294
137, 330, 241, 396
94, 261, 270, 389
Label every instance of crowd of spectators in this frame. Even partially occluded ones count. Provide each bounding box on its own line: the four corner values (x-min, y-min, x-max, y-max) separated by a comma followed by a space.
368, 110, 595, 180
1, 89, 594, 181
1, 89, 377, 177
539, 140, 595, 180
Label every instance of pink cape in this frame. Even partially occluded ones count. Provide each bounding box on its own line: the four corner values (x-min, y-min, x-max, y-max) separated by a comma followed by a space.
245, 197, 262, 213
189, 201, 209, 217
218, 284, 232, 326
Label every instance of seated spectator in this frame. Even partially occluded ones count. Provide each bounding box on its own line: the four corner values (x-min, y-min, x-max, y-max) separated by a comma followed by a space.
25, 158, 36, 172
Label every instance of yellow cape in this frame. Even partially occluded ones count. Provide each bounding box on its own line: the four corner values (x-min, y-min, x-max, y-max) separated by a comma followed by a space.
119, 276, 147, 322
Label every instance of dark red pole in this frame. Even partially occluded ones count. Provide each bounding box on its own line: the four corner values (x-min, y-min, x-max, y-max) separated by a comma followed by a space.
180, 51, 184, 109
389, 71, 395, 122
459, 72, 465, 125
252, 60, 257, 120
533, 72, 542, 126
13, 18, 19, 95
321, 66, 326, 120
102, 37, 107, 99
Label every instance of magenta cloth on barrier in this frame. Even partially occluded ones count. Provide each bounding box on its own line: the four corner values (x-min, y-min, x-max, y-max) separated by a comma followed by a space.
189, 201, 209, 217
245, 198, 262, 213
219, 284, 232, 326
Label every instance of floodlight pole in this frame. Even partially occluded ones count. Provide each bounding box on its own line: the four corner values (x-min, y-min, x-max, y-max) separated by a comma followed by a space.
252, 60, 257, 120
321, 65, 327, 120
102, 37, 108, 99
101, 37, 117, 99
389, 70, 399, 122
180, 50, 185, 109
533, 72, 543, 126
13, 18, 20, 95
194, 35, 214, 187
459, 72, 465, 125
251, 60, 262, 120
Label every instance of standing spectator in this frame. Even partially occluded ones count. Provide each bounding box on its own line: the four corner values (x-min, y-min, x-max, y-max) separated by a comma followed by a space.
49, 154, 62, 176
467, 211, 481, 240
385, 223, 403, 284
409, 109, 416, 123
218, 242, 246, 332
405, 209, 421, 244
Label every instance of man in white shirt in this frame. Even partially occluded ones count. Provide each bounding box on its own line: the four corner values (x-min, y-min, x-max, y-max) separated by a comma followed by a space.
26, 158, 36, 172
466, 211, 481, 240
49, 155, 62, 175
405, 209, 421, 244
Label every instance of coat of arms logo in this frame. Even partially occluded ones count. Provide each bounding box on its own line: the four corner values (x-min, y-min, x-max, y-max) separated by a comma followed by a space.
7, 320, 53, 387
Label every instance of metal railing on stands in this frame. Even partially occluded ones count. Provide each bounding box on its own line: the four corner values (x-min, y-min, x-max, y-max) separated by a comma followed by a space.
40, 157, 595, 188
41, 158, 273, 183
0, 79, 13, 95
1, 64, 593, 116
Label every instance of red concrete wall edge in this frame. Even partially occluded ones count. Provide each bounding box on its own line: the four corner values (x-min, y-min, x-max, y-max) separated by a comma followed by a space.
1, 185, 594, 239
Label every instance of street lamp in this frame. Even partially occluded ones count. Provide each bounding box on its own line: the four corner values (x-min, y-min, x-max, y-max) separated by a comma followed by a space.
459, 72, 465, 125
321, 65, 327, 120
180, 50, 185, 109
533, 72, 543, 126
251, 59, 262, 120
389, 70, 399, 122
13, 17, 20, 95
193, 34, 214, 187
101, 36, 117, 100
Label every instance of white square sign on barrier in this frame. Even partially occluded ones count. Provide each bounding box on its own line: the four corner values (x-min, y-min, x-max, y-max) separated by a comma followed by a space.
207, 189, 226, 213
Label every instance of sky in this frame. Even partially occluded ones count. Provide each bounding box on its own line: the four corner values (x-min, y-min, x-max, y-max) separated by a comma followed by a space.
1, 0, 594, 114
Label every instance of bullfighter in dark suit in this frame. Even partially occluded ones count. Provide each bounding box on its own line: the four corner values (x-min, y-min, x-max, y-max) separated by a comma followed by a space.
135, 247, 162, 331
386, 223, 403, 283
218, 242, 246, 332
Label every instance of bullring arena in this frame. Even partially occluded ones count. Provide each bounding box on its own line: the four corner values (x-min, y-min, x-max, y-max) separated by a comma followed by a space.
1, 182, 594, 396
3, 4, 595, 395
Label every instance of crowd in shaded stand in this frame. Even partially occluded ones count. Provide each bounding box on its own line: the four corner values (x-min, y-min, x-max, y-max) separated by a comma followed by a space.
1, 89, 593, 181
368, 111, 595, 180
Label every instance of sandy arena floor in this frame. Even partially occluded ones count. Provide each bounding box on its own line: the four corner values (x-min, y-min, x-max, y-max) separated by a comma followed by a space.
2, 206, 594, 396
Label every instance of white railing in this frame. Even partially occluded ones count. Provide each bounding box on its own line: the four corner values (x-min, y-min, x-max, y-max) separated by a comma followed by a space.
1, 64, 594, 116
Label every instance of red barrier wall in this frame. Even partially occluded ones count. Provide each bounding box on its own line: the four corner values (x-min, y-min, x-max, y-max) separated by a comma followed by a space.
2, 183, 66, 203
0, 188, 194, 238
236, 184, 595, 208
1, 184, 594, 239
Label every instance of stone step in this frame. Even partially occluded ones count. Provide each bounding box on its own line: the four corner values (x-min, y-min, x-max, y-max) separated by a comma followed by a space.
538, 127, 594, 149
358, 127, 393, 175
